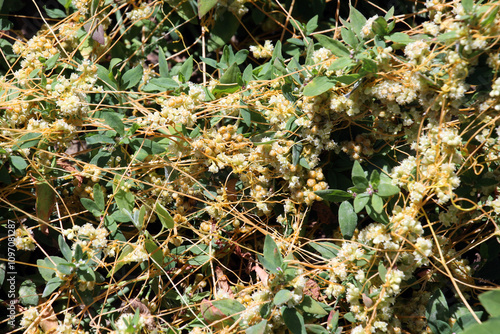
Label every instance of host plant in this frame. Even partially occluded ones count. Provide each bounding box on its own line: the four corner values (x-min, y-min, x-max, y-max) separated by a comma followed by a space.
1, 0, 500, 333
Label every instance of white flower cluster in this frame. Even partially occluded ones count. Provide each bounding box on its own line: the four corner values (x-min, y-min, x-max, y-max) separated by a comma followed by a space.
250, 40, 274, 59
14, 228, 36, 251
311, 47, 333, 68
404, 40, 430, 62
366, 73, 421, 105
49, 60, 99, 120
20, 307, 39, 328
63, 223, 108, 251
360, 15, 378, 39
158, 94, 198, 127
72, 0, 90, 14
264, 93, 297, 129
423, 21, 440, 36
122, 244, 149, 264
114, 313, 145, 334
227, 0, 249, 17
57, 313, 87, 334
126, 6, 153, 21
486, 196, 500, 215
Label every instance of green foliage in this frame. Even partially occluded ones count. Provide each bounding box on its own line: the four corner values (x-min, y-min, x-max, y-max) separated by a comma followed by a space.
2, 0, 500, 333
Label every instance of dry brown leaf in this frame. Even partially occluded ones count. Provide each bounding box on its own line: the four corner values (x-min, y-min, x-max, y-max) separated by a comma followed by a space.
57, 159, 83, 186
215, 266, 234, 298
39, 304, 58, 333
253, 264, 269, 287
304, 279, 321, 300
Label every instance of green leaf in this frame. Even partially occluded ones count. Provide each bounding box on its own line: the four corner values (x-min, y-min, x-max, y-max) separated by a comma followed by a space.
274, 289, 293, 306
315, 35, 350, 57
360, 58, 378, 75
462, 319, 500, 334
353, 193, 370, 213
314, 189, 352, 202
303, 76, 336, 97
283, 307, 306, 334
371, 194, 384, 213
377, 183, 400, 197
37, 256, 66, 281
158, 47, 169, 77
19, 280, 39, 306
43, 6, 66, 18
128, 138, 165, 161
452, 307, 484, 333
426, 289, 451, 334
201, 299, 245, 324
156, 202, 174, 229
298, 295, 328, 315
145, 239, 164, 269
81, 198, 101, 217
306, 15, 318, 35
220, 62, 242, 85
260, 302, 272, 318
233, 50, 249, 66
309, 241, 340, 259
384, 7, 395, 20
378, 262, 387, 282
265, 234, 283, 269
365, 204, 390, 224
97, 64, 118, 90
74, 244, 83, 262
14, 132, 42, 149
341, 27, 358, 48
328, 57, 355, 71
352, 161, 368, 189
0, 18, 13, 30
42, 277, 63, 297
213, 62, 242, 95
304, 324, 329, 334
370, 170, 380, 186
461, 0, 473, 13
114, 188, 134, 213
479, 290, 500, 317
344, 312, 356, 323
0, 262, 5, 288
121, 65, 143, 90
335, 74, 361, 85
338, 201, 357, 239
179, 55, 194, 82
480, 6, 499, 27
246, 320, 267, 334
103, 112, 125, 136
209, 10, 239, 49
198, 0, 217, 18
58, 235, 73, 262
86, 134, 116, 145
258, 234, 283, 274
9, 155, 28, 175
92, 184, 104, 211
77, 265, 96, 282
386, 32, 413, 45
240, 108, 251, 127
349, 5, 367, 36
372, 17, 388, 36
142, 77, 179, 92
57, 262, 75, 275
36, 181, 56, 222
45, 52, 60, 70
292, 143, 303, 166
437, 31, 459, 42
327, 310, 339, 331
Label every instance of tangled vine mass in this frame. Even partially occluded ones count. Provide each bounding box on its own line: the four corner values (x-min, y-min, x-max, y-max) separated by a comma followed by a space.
1, 0, 500, 333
